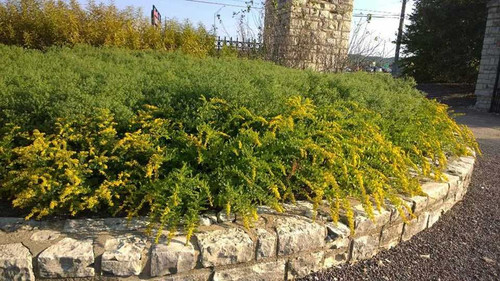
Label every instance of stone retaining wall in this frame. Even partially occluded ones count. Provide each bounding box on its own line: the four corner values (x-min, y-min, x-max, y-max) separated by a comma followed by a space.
0, 155, 475, 281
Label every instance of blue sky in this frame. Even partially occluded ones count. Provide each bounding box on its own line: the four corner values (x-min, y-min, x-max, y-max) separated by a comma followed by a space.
80, 0, 415, 54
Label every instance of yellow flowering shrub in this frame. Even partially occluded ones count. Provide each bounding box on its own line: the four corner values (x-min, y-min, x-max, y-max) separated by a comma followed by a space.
0, 95, 479, 237
0, 0, 214, 56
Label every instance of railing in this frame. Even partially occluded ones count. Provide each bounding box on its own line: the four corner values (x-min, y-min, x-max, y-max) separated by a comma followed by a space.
215, 36, 264, 57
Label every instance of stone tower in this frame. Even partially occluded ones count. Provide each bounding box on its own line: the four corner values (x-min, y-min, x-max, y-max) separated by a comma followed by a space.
264, 0, 354, 72
475, 0, 500, 112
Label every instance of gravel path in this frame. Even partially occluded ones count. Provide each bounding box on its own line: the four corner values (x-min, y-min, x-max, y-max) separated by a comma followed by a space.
302, 89, 500, 281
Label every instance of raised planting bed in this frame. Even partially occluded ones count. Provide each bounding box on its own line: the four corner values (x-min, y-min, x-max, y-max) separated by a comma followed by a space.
0, 155, 475, 281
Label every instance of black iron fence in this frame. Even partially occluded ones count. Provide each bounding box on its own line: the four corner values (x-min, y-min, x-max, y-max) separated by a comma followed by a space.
215, 36, 264, 58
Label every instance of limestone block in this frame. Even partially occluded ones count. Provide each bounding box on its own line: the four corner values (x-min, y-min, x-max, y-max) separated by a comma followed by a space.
351, 235, 379, 261
0, 218, 40, 232
322, 248, 348, 269
379, 222, 404, 250
63, 218, 147, 233
446, 160, 470, 180
427, 208, 442, 228
255, 229, 277, 260
443, 173, 461, 201
275, 217, 326, 256
198, 216, 212, 226
213, 260, 286, 281
0, 243, 35, 281
421, 182, 449, 206
459, 156, 475, 165
287, 251, 324, 280
217, 211, 236, 223
402, 213, 429, 241
162, 269, 212, 281
196, 228, 254, 267
441, 196, 457, 213
409, 195, 429, 214
38, 238, 94, 278
151, 236, 198, 276
256, 205, 279, 215
353, 206, 391, 235
30, 230, 61, 241
325, 222, 350, 250
101, 235, 146, 276
283, 201, 315, 219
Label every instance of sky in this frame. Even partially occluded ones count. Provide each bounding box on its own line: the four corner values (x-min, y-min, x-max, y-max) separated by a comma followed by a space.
78, 0, 416, 56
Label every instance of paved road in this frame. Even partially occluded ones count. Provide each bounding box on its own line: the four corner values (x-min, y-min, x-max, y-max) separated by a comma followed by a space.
302, 89, 500, 281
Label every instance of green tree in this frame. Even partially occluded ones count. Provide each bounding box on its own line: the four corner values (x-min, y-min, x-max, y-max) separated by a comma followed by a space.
401, 0, 488, 83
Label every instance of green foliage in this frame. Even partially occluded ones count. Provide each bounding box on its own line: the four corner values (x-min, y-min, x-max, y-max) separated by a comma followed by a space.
0, 45, 479, 236
401, 0, 488, 83
0, 0, 214, 55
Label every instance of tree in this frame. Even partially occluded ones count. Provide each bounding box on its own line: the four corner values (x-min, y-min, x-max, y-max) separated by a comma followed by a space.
401, 0, 488, 83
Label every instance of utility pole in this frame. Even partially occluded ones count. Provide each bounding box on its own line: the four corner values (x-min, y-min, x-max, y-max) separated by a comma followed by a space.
393, 0, 407, 76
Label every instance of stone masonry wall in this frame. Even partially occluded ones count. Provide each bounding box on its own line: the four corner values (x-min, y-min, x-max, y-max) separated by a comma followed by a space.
0, 155, 475, 281
264, 0, 353, 72
475, 0, 500, 111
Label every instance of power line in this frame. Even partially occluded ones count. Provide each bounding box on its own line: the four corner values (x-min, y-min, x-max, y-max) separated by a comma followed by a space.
353, 8, 398, 15
183, 0, 401, 18
184, 0, 257, 9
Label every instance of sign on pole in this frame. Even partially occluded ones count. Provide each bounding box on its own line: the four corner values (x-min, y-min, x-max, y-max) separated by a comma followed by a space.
151, 5, 162, 27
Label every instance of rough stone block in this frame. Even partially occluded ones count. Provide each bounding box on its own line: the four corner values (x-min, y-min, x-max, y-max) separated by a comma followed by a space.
287, 251, 324, 280
402, 213, 429, 241
196, 228, 254, 267
217, 211, 236, 223
444, 173, 461, 201
421, 182, 449, 205
322, 248, 348, 269
198, 216, 212, 226
446, 161, 471, 180
275, 217, 326, 256
63, 218, 147, 233
0, 218, 40, 232
283, 201, 315, 218
351, 235, 379, 261
409, 195, 429, 214
325, 222, 350, 250
386, 201, 412, 223
151, 236, 198, 276
213, 260, 286, 281
379, 222, 404, 250
0, 243, 35, 281
427, 209, 442, 228
101, 235, 146, 276
162, 270, 212, 281
353, 206, 391, 235
459, 156, 475, 165
30, 230, 61, 241
256, 228, 277, 260
38, 237, 95, 278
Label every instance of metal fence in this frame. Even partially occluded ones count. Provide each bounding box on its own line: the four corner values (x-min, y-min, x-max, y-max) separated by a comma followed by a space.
215, 36, 264, 57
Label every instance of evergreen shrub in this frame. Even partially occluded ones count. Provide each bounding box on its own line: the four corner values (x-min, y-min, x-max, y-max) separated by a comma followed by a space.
0, 45, 479, 238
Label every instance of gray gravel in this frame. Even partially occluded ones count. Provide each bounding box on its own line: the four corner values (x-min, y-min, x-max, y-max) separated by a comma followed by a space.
302, 88, 500, 281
